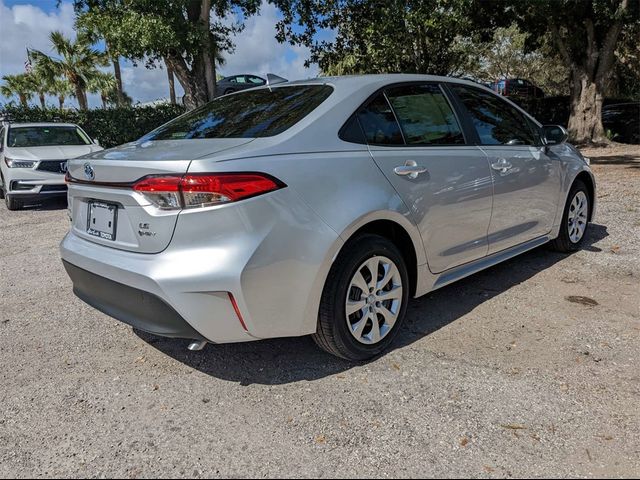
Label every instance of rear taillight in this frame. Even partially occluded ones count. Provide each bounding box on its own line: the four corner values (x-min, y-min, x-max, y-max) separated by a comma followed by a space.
133, 173, 284, 210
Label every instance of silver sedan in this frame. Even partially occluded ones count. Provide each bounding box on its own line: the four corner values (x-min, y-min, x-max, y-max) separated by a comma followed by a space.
60, 74, 595, 360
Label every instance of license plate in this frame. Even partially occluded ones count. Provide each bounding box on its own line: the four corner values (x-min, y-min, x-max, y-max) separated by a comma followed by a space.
87, 201, 118, 241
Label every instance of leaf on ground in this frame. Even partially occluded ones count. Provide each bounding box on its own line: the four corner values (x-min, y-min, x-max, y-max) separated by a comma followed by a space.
610, 245, 621, 253
501, 424, 527, 430
392, 363, 400, 371
565, 295, 599, 306
315, 434, 326, 444
460, 437, 469, 447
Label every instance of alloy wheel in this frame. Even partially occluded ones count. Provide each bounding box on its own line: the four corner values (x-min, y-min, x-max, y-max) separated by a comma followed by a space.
345, 255, 403, 345
568, 191, 588, 243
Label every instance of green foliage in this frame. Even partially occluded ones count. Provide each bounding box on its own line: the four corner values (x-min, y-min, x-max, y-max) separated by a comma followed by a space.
0, 104, 185, 148
276, 0, 485, 76
29, 31, 108, 110
0, 74, 36, 107
74, 0, 261, 107
468, 25, 570, 96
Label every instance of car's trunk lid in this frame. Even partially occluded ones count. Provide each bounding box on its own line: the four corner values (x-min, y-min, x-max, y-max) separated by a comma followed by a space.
66, 138, 254, 254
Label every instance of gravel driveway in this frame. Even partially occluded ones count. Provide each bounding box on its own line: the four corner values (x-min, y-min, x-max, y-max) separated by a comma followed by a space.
1, 145, 639, 478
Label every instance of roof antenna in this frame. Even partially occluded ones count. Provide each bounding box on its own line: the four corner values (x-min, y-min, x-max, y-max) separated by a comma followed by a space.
266, 73, 288, 91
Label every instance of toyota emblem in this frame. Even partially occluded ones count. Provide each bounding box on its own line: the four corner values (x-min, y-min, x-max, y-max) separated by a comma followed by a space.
83, 162, 95, 180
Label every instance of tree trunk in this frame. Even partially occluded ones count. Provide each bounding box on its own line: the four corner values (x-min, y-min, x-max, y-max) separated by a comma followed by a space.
164, 53, 208, 110
106, 41, 124, 107
39, 93, 45, 109
112, 57, 124, 107
58, 95, 65, 110
19, 94, 27, 107
101, 94, 107, 109
567, 70, 607, 145
166, 62, 177, 105
200, 0, 216, 101
75, 83, 88, 110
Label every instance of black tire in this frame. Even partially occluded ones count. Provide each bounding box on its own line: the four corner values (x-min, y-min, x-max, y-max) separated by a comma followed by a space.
0, 173, 5, 199
549, 179, 590, 252
313, 234, 410, 361
5, 194, 22, 211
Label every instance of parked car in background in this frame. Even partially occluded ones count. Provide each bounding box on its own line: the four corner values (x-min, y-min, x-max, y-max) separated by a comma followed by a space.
0, 122, 103, 210
490, 78, 545, 99
602, 102, 640, 144
215, 74, 266, 95
60, 74, 595, 361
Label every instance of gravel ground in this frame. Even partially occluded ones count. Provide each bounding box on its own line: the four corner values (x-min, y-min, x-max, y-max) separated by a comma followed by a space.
1, 145, 639, 478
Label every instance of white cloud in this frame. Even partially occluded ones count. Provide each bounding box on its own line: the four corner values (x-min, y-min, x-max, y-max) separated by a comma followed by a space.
219, 1, 318, 81
0, 0, 76, 78
0, 0, 318, 108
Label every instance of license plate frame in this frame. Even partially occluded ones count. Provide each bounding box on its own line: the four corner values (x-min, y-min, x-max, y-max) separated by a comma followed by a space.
86, 201, 118, 241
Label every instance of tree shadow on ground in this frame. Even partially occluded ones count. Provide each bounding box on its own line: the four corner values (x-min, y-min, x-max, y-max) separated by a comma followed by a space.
135, 224, 609, 386
587, 154, 639, 166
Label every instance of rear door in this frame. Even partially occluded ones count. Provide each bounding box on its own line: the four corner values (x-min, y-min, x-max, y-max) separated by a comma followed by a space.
448, 84, 561, 254
361, 83, 494, 273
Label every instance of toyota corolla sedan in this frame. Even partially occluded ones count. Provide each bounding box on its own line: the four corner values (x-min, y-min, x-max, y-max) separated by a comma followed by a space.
60, 75, 595, 360
0, 122, 103, 210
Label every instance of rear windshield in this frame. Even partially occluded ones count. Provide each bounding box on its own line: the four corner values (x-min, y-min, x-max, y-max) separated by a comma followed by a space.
143, 85, 333, 141
8, 126, 91, 147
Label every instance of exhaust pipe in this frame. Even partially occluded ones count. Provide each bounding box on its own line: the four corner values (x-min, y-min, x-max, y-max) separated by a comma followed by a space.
188, 340, 207, 351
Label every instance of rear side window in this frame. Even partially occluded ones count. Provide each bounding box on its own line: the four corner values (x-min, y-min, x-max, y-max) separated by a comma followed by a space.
386, 84, 465, 145
143, 85, 333, 140
451, 85, 536, 146
356, 94, 404, 145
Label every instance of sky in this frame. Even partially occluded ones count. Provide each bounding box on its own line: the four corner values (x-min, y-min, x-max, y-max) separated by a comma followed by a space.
0, 0, 320, 108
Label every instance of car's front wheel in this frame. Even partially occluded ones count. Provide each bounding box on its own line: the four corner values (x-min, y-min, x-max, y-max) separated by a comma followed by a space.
550, 179, 590, 252
313, 234, 409, 361
5, 194, 22, 211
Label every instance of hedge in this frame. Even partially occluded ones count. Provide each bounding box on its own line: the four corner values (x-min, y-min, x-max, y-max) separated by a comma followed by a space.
0, 104, 186, 149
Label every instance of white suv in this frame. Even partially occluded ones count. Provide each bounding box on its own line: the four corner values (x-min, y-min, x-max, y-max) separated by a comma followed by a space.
0, 122, 103, 210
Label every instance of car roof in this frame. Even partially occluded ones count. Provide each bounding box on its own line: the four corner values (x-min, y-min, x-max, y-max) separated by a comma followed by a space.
256, 73, 495, 94
7, 122, 81, 128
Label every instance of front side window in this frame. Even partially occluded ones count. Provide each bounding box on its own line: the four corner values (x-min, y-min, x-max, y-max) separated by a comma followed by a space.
0, 127, 4, 150
143, 85, 333, 140
451, 85, 536, 146
385, 84, 465, 145
356, 94, 404, 145
7, 126, 92, 147
248, 76, 265, 85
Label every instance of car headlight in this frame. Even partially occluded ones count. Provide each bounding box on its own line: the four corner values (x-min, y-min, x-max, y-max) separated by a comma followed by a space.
4, 157, 37, 168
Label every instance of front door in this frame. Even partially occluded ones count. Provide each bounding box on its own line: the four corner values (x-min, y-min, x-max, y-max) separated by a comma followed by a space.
357, 84, 494, 273
449, 84, 561, 254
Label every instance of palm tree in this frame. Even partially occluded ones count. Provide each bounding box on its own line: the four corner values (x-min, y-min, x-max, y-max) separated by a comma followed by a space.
29, 31, 107, 110
48, 77, 74, 110
87, 71, 117, 109
0, 73, 35, 107
30, 68, 52, 109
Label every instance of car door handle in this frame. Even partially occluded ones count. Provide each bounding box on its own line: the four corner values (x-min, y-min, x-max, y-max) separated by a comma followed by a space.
394, 161, 428, 179
491, 158, 512, 173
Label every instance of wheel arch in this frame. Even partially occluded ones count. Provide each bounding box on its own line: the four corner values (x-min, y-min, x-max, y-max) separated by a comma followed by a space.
574, 170, 595, 221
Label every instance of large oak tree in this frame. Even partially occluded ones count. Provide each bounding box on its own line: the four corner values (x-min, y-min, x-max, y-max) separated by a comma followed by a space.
75, 0, 261, 109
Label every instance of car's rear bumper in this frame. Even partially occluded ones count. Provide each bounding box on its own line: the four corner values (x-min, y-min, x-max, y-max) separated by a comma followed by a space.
63, 260, 206, 340
59, 185, 341, 344
60, 230, 256, 343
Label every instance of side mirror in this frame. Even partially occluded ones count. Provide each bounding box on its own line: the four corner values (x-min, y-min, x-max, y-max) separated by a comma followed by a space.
93, 138, 101, 146
542, 125, 568, 145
